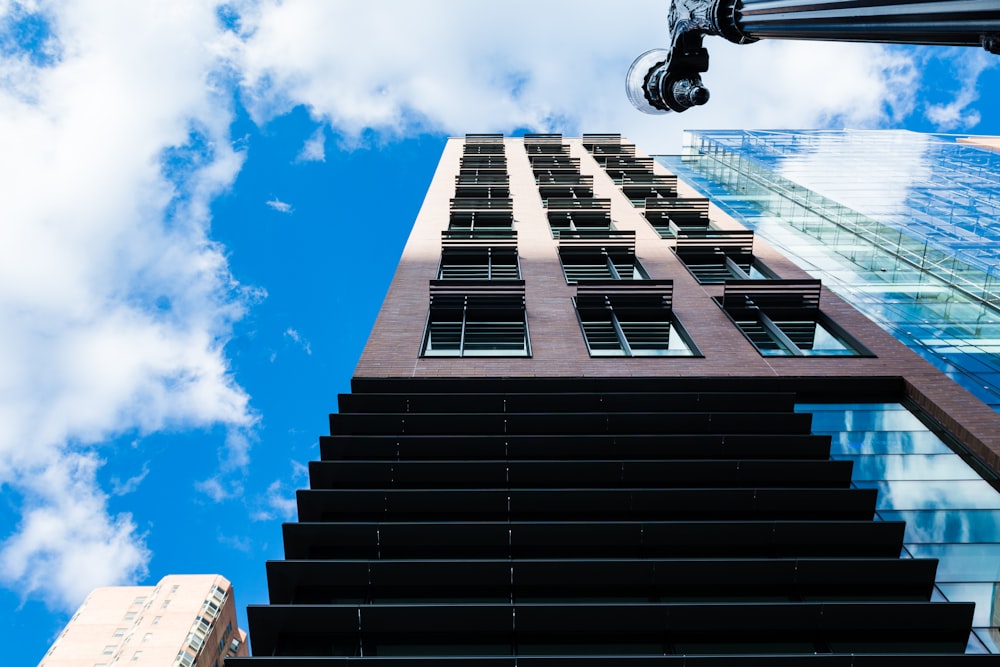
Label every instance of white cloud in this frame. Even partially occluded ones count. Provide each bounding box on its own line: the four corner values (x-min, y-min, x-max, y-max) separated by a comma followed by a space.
0, 453, 150, 611
233, 0, 923, 152
252, 461, 307, 522
111, 462, 150, 496
195, 476, 245, 503
252, 479, 298, 522
265, 196, 293, 213
925, 49, 994, 131
284, 327, 312, 355
297, 125, 325, 162
218, 533, 252, 553
0, 0, 255, 611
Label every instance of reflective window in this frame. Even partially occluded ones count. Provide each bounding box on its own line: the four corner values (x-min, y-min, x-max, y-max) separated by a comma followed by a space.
721, 283, 865, 357
574, 289, 697, 358
796, 402, 1000, 652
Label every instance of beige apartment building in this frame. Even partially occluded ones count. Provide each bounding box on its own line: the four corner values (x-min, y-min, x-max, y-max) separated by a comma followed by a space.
39, 574, 247, 667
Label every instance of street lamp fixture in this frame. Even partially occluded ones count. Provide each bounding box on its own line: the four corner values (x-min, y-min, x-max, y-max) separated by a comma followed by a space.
627, 0, 1000, 114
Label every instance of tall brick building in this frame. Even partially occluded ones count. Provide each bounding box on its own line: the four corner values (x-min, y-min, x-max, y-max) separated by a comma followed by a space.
230, 134, 1000, 663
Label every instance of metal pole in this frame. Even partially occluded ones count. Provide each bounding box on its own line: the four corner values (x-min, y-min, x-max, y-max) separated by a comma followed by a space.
626, 0, 1000, 114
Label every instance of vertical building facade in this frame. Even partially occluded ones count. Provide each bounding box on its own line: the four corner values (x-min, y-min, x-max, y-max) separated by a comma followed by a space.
232, 134, 1000, 663
39, 574, 248, 667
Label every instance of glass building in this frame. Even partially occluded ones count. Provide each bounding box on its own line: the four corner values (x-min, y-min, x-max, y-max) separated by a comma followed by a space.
660, 130, 1000, 653
660, 129, 1000, 411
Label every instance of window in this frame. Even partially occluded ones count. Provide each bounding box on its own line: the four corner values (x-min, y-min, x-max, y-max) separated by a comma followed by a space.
152, 617, 161, 626
161, 600, 170, 609
438, 247, 519, 280
720, 281, 867, 357
170, 585, 179, 593
574, 283, 697, 357
675, 231, 772, 284
124, 612, 136, 621
132, 597, 146, 605
102, 646, 116, 655
446, 211, 515, 239
548, 211, 612, 237
131, 652, 142, 662
113, 628, 126, 638
644, 198, 711, 238
560, 248, 647, 283
616, 174, 678, 206
423, 284, 528, 357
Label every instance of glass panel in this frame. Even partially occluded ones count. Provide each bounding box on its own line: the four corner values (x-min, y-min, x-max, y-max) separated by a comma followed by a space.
835, 454, 981, 481
424, 321, 462, 355
771, 318, 857, 356
620, 321, 693, 356
463, 321, 527, 356
938, 583, 1000, 627
906, 544, 1000, 581
972, 628, 1000, 654
879, 510, 1000, 543
824, 430, 953, 455
581, 318, 624, 356
855, 480, 1000, 510
735, 318, 791, 355
807, 408, 928, 432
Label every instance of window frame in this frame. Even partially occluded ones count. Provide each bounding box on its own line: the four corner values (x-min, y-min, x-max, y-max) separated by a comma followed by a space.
422, 283, 530, 358
573, 283, 700, 358
719, 280, 872, 358
675, 231, 775, 284
559, 247, 649, 284
438, 246, 520, 281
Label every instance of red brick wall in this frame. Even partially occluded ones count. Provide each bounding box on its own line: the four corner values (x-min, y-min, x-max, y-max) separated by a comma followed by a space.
353, 137, 1000, 471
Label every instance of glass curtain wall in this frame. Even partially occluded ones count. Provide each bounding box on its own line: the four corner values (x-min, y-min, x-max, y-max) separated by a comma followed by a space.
800, 402, 1000, 654
659, 130, 1000, 411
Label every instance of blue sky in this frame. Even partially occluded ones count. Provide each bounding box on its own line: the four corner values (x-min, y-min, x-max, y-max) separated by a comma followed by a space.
1, 1, 999, 663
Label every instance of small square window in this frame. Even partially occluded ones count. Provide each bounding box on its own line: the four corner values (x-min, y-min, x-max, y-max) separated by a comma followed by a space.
124, 612, 136, 621
152, 616, 161, 625
102, 645, 116, 655
423, 286, 529, 357
720, 280, 868, 357
161, 600, 170, 609
113, 628, 126, 638
132, 597, 145, 605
